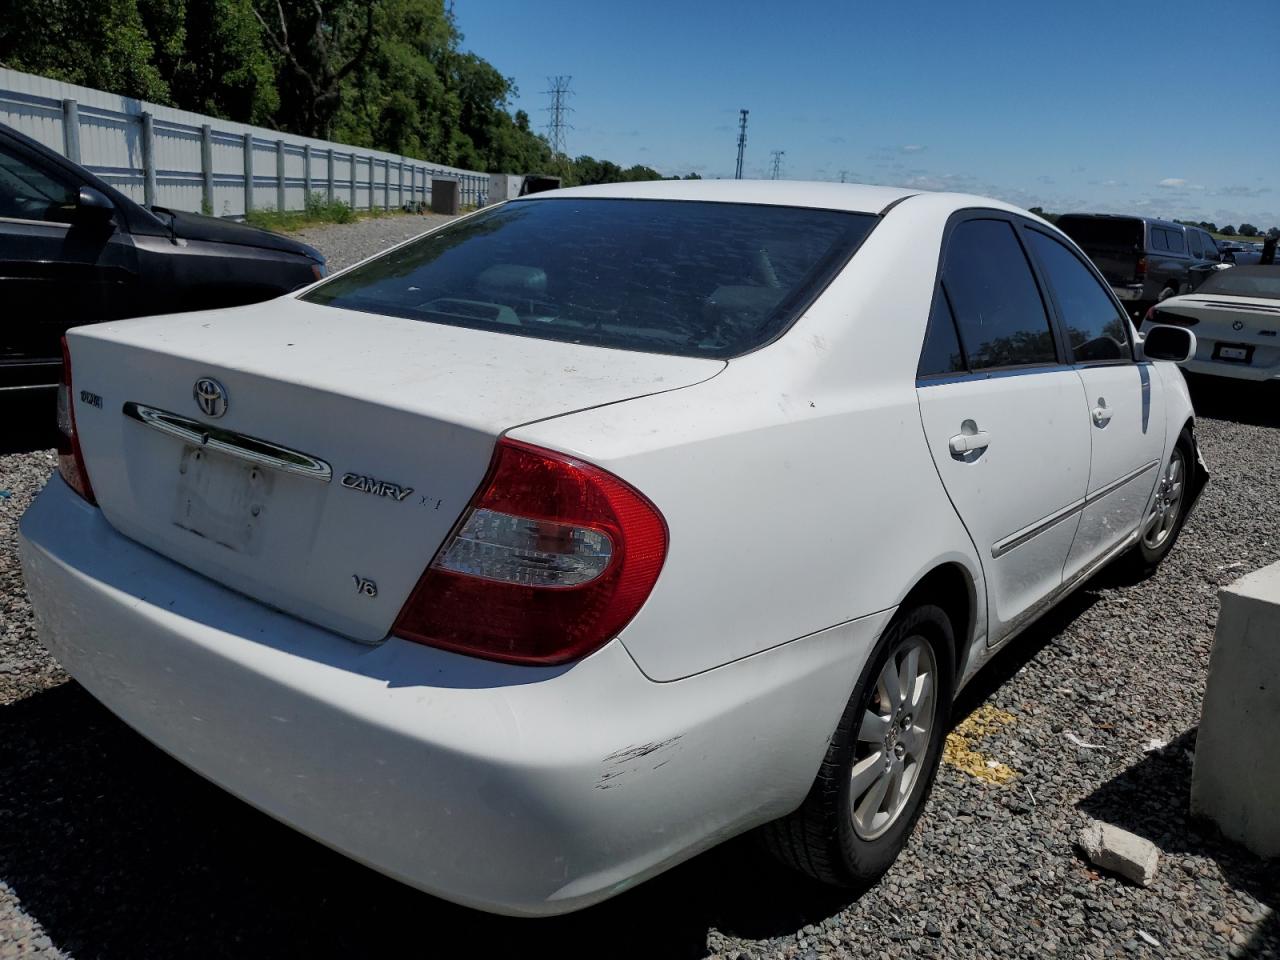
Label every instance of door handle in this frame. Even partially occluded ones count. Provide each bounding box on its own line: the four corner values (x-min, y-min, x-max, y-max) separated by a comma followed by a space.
1092, 399, 1112, 427
949, 431, 991, 455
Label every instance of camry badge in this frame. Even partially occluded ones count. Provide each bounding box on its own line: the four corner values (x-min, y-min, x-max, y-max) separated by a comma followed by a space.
193, 377, 229, 419
341, 472, 414, 502
1233, 320, 1245, 332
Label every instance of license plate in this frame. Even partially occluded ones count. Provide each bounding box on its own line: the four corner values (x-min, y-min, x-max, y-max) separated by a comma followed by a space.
173, 445, 274, 553
1218, 345, 1249, 362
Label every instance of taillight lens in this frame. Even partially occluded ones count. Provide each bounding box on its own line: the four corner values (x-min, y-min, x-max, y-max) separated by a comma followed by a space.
392, 438, 668, 665
1136, 256, 1147, 279
56, 337, 96, 504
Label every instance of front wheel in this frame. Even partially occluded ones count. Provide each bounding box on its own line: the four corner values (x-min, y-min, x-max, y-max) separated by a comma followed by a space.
1122, 428, 1193, 575
761, 604, 954, 889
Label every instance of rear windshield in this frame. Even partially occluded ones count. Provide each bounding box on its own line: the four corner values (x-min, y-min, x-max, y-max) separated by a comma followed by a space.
1056, 216, 1143, 252
302, 198, 877, 359
1195, 266, 1280, 300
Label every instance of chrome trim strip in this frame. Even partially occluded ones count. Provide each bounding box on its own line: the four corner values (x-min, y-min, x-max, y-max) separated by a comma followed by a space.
122, 402, 332, 483
1084, 459, 1160, 507
0, 383, 57, 392
991, 498, 1085, 559
917, 364, 1074, 388
990, 459, 1160, 560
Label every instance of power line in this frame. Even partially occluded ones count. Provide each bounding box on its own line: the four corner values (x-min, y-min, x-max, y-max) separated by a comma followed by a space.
769, 150, 785, 180
734, 109, 749, 180
544, 76, 574, 158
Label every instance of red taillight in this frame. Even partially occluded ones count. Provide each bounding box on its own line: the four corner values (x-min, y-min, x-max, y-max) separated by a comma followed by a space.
1136, 256, 1147, 279
392, 438, 668, 665
55, 337, 96, 504
1144, 305, 1157, 325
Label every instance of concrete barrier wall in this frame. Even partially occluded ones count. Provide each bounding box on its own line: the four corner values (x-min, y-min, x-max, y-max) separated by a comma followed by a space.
1191, 559, 1280, 858
0, 68, 495, 217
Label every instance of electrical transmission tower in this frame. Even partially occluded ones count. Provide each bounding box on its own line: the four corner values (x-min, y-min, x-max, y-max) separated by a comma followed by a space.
734, 109, 749, 179
544, 76, 574, 157
769, 150, 785, 180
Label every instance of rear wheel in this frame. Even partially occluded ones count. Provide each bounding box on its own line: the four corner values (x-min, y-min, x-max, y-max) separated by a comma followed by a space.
762, 604, 953, 888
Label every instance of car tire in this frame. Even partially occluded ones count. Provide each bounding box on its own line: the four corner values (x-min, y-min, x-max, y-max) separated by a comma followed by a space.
761, 603, 954, 889
1120, 427, 1195, 576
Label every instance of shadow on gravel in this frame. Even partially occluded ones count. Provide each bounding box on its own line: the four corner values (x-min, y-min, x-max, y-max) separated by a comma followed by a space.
0, 682, 855, 960
1185, 374, 1280, 430
1078, 729, 1279, 959
0, 391, 58, 455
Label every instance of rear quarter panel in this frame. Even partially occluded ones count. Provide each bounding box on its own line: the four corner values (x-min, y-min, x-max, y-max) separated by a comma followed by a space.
511, 194, 988, 681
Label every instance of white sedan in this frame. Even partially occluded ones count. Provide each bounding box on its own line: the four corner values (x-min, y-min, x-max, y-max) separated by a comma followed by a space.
1146, 265, 1280, 380
19, 180, 1207, 916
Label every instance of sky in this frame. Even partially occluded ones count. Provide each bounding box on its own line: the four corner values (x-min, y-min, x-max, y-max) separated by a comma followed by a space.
453, 0, 1279, 228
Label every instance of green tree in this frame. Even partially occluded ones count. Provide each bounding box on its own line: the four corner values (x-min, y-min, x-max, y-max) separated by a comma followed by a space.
0, 0, 171, 102
1221, 225, 1237, 236
1238, 223, 1259, 237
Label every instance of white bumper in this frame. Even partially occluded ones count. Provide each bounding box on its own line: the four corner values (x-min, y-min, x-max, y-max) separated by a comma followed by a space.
18, 477, 886, 915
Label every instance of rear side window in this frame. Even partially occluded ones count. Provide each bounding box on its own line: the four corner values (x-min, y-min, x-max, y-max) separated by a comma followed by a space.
302, 198, 877, 359
917, 290, 965, 377
1026, 229, 1131, 363
1153, 227, 1185, 254
941, 219, 1057, 370
1187, 230, 1203, 257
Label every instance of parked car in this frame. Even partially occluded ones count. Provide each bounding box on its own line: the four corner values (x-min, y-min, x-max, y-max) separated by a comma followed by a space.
1218, 240, 1263, 266
1145, 265, 1280, 380
1056, 214, 1220, 316
0, 122, 326, 392
19, 181, 1208, 916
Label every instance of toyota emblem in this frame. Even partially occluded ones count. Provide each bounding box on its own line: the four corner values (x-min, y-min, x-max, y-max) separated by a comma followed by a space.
193, 377, 228, 418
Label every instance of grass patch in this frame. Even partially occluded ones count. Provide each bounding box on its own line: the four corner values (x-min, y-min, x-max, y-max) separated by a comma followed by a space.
245, 192, 384, 232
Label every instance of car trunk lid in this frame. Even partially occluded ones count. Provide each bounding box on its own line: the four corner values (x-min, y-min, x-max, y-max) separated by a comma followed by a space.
66, 299, 723, 642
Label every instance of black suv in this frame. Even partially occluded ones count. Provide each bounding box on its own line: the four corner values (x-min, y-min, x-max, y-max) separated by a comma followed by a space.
0, 123, 326, 391
1055, 214, 1221, 317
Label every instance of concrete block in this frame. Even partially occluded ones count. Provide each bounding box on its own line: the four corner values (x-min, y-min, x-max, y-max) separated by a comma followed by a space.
1078, 821, 1160, 886
1191, 560, 1280, 859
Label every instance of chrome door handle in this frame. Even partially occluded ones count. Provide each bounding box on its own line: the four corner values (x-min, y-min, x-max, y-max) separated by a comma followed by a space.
949, 431, 991, 455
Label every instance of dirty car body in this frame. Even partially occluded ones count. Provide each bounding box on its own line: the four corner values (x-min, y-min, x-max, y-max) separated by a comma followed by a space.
19, 180, 1204, 915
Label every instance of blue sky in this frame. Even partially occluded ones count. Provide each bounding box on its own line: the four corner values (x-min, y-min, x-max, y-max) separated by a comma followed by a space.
454, 0, 1279, 228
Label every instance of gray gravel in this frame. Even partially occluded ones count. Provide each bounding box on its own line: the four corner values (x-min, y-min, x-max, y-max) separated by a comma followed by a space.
292, 211, 455, 271
0, 218, 1277, 958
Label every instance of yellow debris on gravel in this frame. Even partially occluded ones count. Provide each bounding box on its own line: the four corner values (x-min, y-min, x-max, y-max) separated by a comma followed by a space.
943, 704, 1018, 784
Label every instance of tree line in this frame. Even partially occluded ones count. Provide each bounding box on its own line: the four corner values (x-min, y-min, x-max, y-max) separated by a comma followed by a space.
0, 0, 688, 185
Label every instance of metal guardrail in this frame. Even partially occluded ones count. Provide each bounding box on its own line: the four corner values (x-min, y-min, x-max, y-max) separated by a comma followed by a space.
0, 67, 492, 217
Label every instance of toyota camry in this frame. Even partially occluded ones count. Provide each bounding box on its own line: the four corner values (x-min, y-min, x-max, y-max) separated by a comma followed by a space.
18, 180, 1207, 916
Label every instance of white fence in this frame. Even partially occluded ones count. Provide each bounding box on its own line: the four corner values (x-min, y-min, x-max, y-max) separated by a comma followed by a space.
0, 68, 492, 217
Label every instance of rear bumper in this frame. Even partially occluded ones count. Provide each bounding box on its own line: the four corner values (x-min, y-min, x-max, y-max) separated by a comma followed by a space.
18, 476, 884, 915
1111, 284, 1146, 301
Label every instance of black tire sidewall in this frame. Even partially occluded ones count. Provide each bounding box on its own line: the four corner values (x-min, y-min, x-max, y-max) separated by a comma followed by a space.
832, 604, 955, 885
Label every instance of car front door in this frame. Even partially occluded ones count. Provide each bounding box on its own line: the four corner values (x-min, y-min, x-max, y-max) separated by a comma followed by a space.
1021, 226, 1167, 580
0, 137, 138, 387
916, 214, 1092, 647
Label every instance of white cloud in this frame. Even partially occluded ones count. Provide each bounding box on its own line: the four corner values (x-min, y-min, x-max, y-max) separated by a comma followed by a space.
1158, 178, 1187, 188
899, 144, 926, 154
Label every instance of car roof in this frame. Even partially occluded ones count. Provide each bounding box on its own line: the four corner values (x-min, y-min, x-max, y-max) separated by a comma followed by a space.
514, 178, 1054, 220
516, 179, 918, 215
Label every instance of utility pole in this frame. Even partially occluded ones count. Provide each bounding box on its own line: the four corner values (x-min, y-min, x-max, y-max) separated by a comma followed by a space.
544, 76, 574, 158
769, 150, 785, 180
734, 109, 749, 180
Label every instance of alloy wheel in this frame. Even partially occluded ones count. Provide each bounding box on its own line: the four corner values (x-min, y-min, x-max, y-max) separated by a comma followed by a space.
850, 635, 937, 841
1143, 447, 1186, 551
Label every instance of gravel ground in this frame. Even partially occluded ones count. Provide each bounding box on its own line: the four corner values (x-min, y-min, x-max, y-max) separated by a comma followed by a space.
292, 210, 455, 271
0, 217, 1276, 958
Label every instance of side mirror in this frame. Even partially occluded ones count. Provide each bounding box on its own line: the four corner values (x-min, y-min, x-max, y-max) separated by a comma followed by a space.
1141, 324, 1196, 363
73, 186, 115, 224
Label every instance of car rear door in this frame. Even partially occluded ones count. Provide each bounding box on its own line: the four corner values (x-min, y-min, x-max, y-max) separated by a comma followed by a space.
916, 213, 1091, 646
0, 135, 138, 387
1021, 225, 1166, 580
